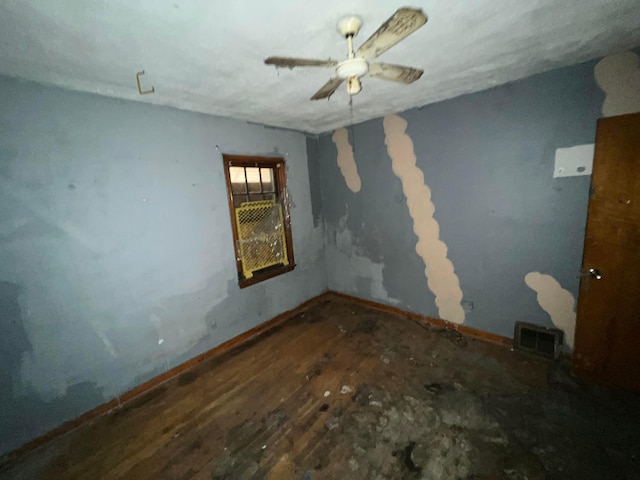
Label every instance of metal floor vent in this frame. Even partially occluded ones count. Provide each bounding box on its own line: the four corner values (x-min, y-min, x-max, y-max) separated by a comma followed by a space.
514, 322, 564, 359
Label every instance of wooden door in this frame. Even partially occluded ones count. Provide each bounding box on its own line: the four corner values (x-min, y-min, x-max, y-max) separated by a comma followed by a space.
574, 112, 640, 391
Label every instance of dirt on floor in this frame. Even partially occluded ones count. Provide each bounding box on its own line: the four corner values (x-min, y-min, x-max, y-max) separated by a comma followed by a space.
1, 297, 639, 479
295, 303, 639, 480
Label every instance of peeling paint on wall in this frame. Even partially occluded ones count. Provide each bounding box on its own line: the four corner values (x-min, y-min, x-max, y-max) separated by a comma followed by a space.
595, 51, 640, 117
325, 215, 400, 306
332, 128, 361, 193
383, 114, 465, 324
524, 272, 576, 348
146, 269, 236, 360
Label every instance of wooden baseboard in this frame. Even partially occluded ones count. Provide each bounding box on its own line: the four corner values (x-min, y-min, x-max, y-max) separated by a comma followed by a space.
4, 289, 511, 461
326, 291, 513, 347
3, 291, 332, 462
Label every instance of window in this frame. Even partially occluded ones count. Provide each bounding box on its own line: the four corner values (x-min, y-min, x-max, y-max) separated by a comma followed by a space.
222, 154, 295, 288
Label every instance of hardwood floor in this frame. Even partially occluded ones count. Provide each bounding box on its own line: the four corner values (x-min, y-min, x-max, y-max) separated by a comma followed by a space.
1, 297, 639, 479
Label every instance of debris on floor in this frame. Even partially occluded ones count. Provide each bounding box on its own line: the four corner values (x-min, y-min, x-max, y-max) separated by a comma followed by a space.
1, 297, 638, 479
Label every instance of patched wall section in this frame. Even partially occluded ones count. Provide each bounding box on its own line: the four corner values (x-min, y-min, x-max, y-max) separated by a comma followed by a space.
0, 76, 325, 455
525, 272, 577, 349
315, 57, 608, 338
325, 213, 400, 306
595, 51, 640, 117
332, 128, 361, 193
383, 114, 465, 324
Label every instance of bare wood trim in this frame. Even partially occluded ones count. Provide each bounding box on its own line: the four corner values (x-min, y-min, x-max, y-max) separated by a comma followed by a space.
3, 291, 332, 463
275, 159, 296, 271
327, 291, 513, 347
238, 264, 295, 289
223, 154, 284, 166
222, 156, 243, 276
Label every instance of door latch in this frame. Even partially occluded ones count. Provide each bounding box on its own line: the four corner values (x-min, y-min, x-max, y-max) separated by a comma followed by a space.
582, 268, 602, 280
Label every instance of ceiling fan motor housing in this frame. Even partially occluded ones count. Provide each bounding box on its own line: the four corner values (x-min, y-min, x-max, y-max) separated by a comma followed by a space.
337, 16, 362, 37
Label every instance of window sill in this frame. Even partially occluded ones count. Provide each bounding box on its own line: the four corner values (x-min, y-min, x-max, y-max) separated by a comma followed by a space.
238, 264, 296, 289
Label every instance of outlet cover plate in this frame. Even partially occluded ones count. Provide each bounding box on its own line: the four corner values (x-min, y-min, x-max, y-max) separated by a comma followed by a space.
553, 144, 594, 178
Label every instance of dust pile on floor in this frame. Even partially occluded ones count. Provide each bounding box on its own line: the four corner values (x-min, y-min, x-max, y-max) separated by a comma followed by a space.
214, 301, 639, 479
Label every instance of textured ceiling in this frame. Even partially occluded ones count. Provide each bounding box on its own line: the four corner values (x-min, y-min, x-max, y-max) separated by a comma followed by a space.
1, 0, 639, 134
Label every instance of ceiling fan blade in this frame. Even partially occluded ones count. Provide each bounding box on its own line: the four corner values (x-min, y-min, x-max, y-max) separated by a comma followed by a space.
311, 77, 344, 100
368, 62, 424, 84
264, 56, 338, 69
356, 8, 428, 60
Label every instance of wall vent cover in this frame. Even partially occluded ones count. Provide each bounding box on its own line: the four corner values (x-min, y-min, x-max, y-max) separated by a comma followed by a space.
514, 322, 564, 359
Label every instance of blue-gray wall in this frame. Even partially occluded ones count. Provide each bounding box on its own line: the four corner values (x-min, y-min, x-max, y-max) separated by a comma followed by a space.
312, 58, 605, 340
0, 76, 326, 455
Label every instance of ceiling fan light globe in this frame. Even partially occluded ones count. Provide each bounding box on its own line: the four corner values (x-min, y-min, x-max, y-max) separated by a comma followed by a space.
347, 76, 362, 95
336, 58, 368, 79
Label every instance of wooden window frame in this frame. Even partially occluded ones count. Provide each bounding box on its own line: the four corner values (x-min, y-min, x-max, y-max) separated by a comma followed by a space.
222, 154, 295, 288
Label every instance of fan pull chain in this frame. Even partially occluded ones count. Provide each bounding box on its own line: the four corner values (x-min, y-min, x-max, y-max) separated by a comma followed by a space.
349, 96, 357, 154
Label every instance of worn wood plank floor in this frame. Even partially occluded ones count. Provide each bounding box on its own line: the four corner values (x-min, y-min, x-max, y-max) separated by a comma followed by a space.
1, 297, 639, 479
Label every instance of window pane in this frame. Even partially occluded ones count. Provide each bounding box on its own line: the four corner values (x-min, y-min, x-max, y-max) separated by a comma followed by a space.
246, 167, 262, 193
230, 167, 247, 194
234, 194, 249, 208
248, 194, 265, 203
261, 168, 274, 193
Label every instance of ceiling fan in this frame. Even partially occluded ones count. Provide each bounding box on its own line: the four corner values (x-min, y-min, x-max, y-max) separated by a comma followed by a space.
264, 7, 428, 100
